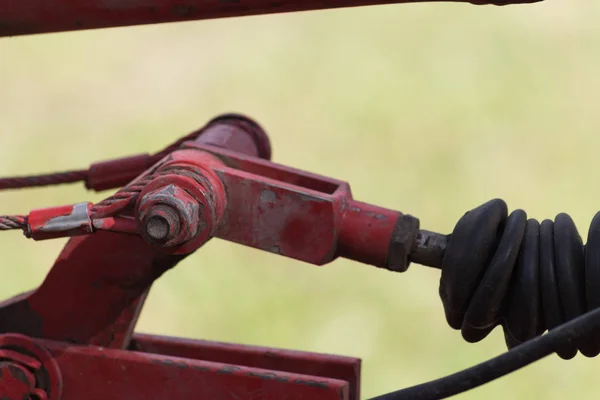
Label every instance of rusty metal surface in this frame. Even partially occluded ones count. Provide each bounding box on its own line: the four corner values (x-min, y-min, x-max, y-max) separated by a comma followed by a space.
0, 0, 541, 38
409, 229, 448, 268
337, 200, 416, 271
162, 141, 424, 270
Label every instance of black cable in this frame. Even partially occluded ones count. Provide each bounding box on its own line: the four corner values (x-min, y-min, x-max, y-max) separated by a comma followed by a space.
369, 303, 600, 400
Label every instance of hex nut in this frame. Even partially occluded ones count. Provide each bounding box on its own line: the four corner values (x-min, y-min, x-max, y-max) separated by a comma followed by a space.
138, 184, 201, 247
386, 214, 420, 272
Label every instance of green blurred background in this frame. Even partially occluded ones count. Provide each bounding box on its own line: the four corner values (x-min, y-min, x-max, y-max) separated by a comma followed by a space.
1, 0, 598, 398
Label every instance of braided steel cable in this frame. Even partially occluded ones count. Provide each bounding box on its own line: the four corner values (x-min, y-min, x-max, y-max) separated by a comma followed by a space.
0, 132, 201, 192
0, 170, 88, 190
90, 174, 157, 218
0, 215, 27, 231
0, 114, 262, 192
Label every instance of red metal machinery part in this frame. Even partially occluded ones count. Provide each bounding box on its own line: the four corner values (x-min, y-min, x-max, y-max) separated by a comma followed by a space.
0, 0, 562, 397
5, 114, 592, 399
4, 111, 600, 400
128, 136, 425, 267
2, 114, 399, 399
0, 334, 62, 400
0, 113, 454, 399
0, 333, 359, 400
0, 0, 540, 38
0, 112, 439, 328
0, 114, 274, 351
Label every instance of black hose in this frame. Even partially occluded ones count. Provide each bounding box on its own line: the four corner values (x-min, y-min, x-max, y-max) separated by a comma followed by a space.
370, 304, 600, 399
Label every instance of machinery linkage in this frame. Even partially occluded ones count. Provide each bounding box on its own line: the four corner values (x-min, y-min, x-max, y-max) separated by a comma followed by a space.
1, 113, 600, 399
4, 0, 578, 398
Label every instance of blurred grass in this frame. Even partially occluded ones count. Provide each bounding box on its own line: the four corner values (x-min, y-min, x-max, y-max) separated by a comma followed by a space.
1, 1, 599, 398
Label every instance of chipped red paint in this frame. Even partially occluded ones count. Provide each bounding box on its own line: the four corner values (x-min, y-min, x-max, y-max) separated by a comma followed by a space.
0, 0, 537, 37
136, 150, 228, 254
131, 334, 361, 400
92, 216, 139, 234
23, 136, 411, 267
337, 200, 401, 268
165, 141, 413, 269
0, 114, 380, 398
116, 137, 413, 267
19, 334, 356, 400
27, 203, 94, 240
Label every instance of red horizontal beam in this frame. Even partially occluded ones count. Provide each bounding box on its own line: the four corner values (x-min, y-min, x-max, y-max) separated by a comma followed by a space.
131, 333, 361, 400
36, 334, 358, 400
0, 0, 540, 38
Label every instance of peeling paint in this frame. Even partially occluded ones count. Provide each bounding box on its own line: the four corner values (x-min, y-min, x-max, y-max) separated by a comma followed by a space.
39, 203, 91, 233
260, 189, 276, 203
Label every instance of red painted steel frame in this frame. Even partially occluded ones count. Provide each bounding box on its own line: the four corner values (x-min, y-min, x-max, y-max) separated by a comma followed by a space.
48, 334, 359, 400
178, 142, 410, 268
0, 0, 540, 37
0, 115, 270, 348
0, 333, 360, 400
0, 114, 370, 399
131, 333, 360, 399
0, 114, 415, 345
0, 0, 548, 395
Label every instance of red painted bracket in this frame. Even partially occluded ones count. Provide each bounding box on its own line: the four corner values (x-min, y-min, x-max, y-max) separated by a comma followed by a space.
0, 333, 360, 400
0, 114, 390, 399
179, 141, 413, 269
0, 114, 420, 353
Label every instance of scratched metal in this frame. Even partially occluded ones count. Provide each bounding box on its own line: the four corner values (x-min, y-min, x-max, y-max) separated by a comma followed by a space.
27, 203, 94, 240
135, 168, 224, 254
